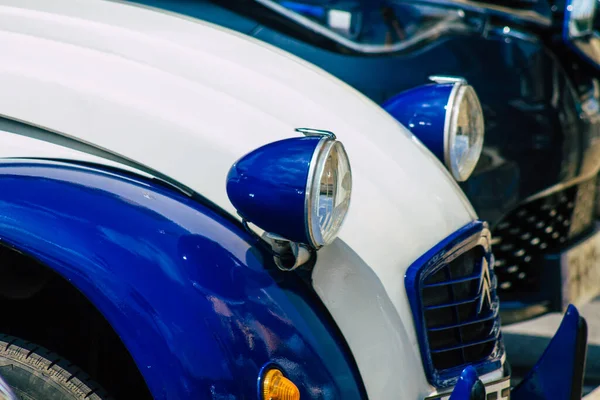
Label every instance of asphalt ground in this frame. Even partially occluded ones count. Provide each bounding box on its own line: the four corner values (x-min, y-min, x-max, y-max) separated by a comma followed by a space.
503, 297, 600, 393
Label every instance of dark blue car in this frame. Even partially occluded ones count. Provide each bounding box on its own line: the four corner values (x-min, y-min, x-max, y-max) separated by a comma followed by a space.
132, 0, 600, 323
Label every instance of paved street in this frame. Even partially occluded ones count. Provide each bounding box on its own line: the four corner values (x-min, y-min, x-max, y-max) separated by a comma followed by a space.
504, 297, 600, 390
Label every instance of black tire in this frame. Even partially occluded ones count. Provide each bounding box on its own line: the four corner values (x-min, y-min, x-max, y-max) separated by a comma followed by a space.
0, 334, 110, 400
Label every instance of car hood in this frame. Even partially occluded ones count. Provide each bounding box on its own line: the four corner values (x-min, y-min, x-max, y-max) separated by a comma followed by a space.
0, 0, 477, 397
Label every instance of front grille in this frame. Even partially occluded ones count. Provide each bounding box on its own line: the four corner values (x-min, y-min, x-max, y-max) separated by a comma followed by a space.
405, 222, 503, 388
492, 177, 598, 295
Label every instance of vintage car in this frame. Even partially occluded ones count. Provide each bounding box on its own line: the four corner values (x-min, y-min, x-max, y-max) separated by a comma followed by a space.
0, 0, 588, 399
146, 0, 600, 323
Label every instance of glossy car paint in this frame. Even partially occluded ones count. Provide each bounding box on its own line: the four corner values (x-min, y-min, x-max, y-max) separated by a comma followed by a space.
448, 367, 482, 400
512, 305, 587, 400
146, 0, 600, 228
382, 83, 453, 164
226, 136, 320, 244
0, 1, 479, 397
0, 159, 366, 399
403, 0, 553, 27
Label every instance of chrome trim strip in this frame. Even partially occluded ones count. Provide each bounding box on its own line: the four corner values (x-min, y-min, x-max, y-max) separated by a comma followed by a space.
0, 114, 194, 196
429, 75, 467, 84
410, 0, 551, 26
255, 0, 468, 54
295, 127, 336, 139
522, 167, 600, 205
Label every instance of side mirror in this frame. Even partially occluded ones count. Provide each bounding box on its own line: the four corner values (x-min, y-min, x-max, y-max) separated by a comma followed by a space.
382, 77, 484, 182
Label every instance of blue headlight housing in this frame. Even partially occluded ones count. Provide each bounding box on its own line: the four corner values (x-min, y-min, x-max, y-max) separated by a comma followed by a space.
382, 77, 485, 182
226, 132, 352, 251
382, 82, 452, 162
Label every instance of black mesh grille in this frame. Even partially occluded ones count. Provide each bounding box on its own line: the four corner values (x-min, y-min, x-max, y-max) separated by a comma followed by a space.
421, 246, 501, 372
492, 177, 598, 294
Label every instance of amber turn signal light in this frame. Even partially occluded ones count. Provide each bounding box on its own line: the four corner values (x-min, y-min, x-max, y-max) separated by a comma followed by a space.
262, 368, 300, 400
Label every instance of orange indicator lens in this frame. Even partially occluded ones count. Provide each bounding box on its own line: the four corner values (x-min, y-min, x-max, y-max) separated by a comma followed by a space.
262, 369, 300, 400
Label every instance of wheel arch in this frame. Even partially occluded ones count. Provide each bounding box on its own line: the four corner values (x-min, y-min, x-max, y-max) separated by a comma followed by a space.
0, 159, 256, 399
0, 159, 366, 399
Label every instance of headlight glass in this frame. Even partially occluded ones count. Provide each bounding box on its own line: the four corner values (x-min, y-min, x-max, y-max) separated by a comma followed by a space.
254, 0, 472, 53
447, 85, 484, 182
307, 140, 352, 247
569, 0, 597, 37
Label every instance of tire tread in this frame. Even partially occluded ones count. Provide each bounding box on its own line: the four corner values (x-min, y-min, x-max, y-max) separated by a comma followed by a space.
0, 334, 111, 399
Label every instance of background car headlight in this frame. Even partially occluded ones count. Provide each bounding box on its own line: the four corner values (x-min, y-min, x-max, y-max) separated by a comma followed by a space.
447, 84, 485, 182
382, 78, 485, 182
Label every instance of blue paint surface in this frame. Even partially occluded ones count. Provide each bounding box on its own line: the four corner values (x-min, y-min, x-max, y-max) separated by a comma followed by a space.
0, 160, 365, 399
227, 136, 321, 245
280, 1, 326, 18
448, 366, 480, 400
512, 304, 587, 400
382, 83, 453, 163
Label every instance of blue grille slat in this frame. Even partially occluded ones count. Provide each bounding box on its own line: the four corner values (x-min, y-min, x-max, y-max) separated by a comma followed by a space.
424, 295, 480, 310
405, 221, 504, 388
423, 273, 480, 288
429, 333, 501, 353
427, 310, 499, 332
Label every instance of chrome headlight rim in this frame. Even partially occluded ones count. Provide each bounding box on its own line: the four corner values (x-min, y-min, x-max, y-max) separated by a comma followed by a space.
442, 80, 485, 182
304, 136, 352, 249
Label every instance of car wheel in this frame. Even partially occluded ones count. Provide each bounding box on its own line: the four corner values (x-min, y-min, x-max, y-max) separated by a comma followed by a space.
0, 334, 110, 399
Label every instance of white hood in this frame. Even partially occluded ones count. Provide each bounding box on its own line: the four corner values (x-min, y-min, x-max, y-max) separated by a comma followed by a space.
0, 0, 479, 397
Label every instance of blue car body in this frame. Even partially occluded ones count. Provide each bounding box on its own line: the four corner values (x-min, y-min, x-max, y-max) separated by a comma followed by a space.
0, 159, 366, 399
132, 0, 600, 320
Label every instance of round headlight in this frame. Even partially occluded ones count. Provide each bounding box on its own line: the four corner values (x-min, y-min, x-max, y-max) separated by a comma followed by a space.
226, 133, 352, 252
445, 84, 484, 182
306, 138, 352, 248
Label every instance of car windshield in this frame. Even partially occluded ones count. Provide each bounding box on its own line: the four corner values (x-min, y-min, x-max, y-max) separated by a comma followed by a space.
254, 0, 467, 53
